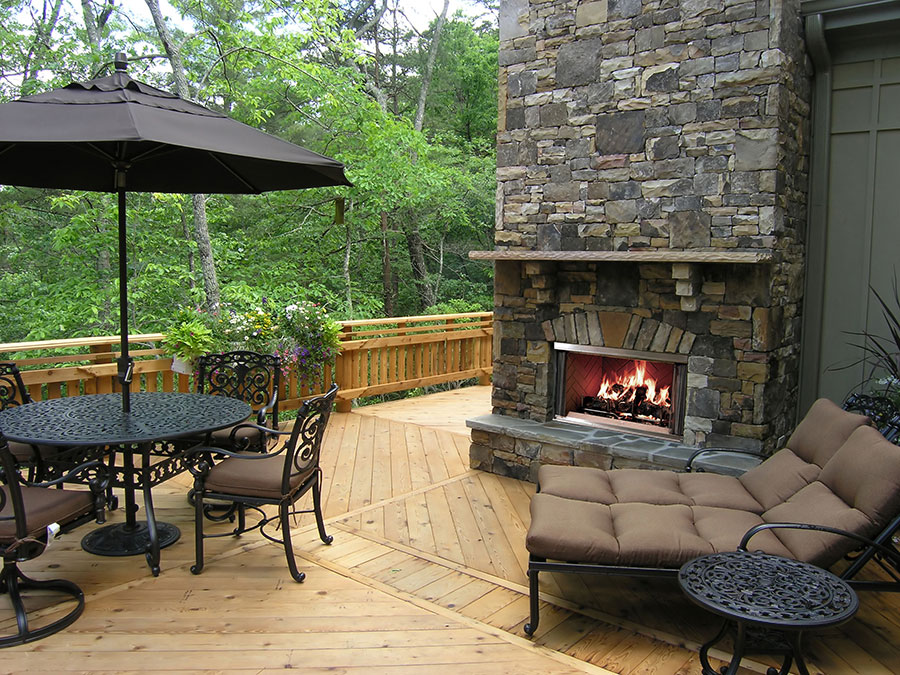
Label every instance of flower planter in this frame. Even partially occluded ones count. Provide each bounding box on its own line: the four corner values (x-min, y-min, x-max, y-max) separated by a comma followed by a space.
171, 356, 194, 375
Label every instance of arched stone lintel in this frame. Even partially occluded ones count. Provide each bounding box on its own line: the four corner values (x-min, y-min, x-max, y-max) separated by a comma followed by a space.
541, 310, 696, 355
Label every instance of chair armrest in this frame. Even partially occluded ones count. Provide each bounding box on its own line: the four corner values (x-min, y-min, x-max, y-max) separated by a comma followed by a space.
685, 447, 765, 472
254, 391, 279, 426
226, 421, 286, 449
184, 443, 286, 462
26, 458, 108, 491
738, 522, 900, 569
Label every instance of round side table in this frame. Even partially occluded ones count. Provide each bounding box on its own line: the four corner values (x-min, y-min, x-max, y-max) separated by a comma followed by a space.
679, 551, 859, 675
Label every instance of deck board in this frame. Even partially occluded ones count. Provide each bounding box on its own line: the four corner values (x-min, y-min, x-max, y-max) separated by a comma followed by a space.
2, 385, 898, 674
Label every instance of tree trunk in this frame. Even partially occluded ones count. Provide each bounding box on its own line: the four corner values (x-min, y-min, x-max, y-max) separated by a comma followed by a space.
414, 0, 449, 132
145, 0, 220, 312
190, 194, 220, 312
337, 198, 353, 318
22, 0, 65, 90
381, 211, 394, 316
403, 223, 436, 310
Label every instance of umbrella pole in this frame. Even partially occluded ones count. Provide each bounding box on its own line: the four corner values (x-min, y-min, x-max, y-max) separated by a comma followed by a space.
116, 185, 133, 413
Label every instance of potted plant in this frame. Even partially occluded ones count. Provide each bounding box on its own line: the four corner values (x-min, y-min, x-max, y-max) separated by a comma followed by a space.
273, 301, 341, 385
163, 310, 218, 374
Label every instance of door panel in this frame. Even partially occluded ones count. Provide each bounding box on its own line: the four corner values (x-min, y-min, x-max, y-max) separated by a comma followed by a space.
813, 54, 900, 403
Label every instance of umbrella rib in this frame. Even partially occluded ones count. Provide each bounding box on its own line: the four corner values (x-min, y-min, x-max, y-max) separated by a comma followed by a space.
207, 152, 258, 192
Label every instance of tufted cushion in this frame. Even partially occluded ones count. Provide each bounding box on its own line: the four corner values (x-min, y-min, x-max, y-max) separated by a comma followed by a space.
738, 448, 820, 511
526, 494, 791, 568
0, 486, 94, 543
537, 465, 763, 512
784, 397, 870, 467
761, 482, 873, 568
819, 425, 900, 526
537, 465, 614, 503
204, 452, 312, 500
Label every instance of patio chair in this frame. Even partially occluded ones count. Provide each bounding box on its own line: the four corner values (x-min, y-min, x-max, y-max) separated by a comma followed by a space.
0, 363, 58, 481
0, 434, 108, 647
523, 399, 900, 635
186, 383, 338, 582
195, 351, 281, 452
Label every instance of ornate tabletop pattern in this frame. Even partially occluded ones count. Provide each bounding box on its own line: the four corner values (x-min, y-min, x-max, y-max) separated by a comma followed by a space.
0, 392, 250, 446
679, 551, 859, 630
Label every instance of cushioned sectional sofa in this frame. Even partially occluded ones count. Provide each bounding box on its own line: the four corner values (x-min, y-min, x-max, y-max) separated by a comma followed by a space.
523, 398, 900, 635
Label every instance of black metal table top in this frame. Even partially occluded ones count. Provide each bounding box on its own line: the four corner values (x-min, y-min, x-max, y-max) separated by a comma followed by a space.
0, 392, 251, 446
679, 551, 859, 630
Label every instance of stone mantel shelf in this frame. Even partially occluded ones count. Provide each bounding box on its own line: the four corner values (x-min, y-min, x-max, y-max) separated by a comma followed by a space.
468, 250, 774, 263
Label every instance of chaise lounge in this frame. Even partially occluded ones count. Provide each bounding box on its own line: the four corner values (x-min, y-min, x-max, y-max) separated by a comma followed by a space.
524, 398, 900, 635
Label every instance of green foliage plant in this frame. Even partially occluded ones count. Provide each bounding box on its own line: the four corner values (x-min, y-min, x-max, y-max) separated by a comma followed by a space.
845, 279, 900, 409
162, 308, 217, 361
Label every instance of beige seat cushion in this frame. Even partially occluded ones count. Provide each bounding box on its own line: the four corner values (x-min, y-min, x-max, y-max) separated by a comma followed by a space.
537, 465, 763, 512
0, 486, 94, 543
760, 425, 900, 568
526, 493, 791, 568
205, 452, 312, 500
782, 397, 870, 467
7, 441, 59, 464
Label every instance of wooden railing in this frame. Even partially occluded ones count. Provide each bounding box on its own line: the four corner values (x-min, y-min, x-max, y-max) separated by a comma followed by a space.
0, 312, 493, 413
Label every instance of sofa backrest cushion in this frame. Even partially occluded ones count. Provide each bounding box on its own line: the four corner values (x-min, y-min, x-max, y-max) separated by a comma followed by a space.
785, 397, 870, 467
738, 398, 871, 512
761, 425, 900, 568
819, 424, 900, 526
738, 448, 820, 511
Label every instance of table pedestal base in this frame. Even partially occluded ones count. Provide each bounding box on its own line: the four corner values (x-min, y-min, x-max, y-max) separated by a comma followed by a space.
699, 620, 808, 675
81, 522, 180, 557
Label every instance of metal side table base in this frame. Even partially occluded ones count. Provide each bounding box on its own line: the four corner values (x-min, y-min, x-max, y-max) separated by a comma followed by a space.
680, 552, 858, 675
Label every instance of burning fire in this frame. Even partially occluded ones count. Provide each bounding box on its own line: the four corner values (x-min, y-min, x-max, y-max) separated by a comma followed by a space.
596, 361, 670, 409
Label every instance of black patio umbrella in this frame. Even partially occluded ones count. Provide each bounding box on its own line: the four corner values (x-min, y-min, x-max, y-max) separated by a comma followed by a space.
0, 53, 350, 412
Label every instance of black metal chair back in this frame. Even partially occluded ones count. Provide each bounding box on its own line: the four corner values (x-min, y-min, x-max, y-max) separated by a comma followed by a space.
279, 382, 337, 497
196, 351, 280, 426
0, 363, 32, 411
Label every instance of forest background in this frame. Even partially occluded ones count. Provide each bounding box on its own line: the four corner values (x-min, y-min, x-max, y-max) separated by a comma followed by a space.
0, 0, 499, 344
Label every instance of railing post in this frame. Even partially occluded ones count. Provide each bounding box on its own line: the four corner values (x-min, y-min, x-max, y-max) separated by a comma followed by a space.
335, 323, 353, 412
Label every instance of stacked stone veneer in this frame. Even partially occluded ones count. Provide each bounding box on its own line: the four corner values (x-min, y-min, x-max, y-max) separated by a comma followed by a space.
497, 0, 810, 253
472, 0, 813, 480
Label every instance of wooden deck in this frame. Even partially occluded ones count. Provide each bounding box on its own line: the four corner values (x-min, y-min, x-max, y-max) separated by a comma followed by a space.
3, 385, 899, 673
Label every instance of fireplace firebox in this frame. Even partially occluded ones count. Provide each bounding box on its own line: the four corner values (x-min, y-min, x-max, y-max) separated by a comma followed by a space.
554, 343, 687, 438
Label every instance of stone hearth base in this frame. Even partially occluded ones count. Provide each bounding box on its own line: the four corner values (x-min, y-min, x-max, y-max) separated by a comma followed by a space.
467, 415, 761, 483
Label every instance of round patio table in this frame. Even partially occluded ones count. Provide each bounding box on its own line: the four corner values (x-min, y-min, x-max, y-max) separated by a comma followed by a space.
679, 551, 858, 675
0, 392, 250, 576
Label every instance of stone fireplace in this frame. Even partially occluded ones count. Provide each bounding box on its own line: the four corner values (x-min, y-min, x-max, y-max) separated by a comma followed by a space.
468, 0, 812, 481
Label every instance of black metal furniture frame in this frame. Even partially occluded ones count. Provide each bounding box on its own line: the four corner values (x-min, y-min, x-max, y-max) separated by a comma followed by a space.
0, 440, 108, 647
523, 515, 900, 636
196, 350, 280, 451
679, 551, 859, 675
0, 393, 250, 576
187, 383, 338, 582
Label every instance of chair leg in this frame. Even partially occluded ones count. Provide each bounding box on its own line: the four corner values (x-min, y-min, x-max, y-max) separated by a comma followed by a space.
279, 501, 306, 583
0, 560, 84, 647
523, 559, 541, 636
312, 470, 333, 545
190, 487, 205, 575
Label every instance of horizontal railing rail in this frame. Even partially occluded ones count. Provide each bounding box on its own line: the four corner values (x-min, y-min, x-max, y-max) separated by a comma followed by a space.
0, 312, 493, 413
